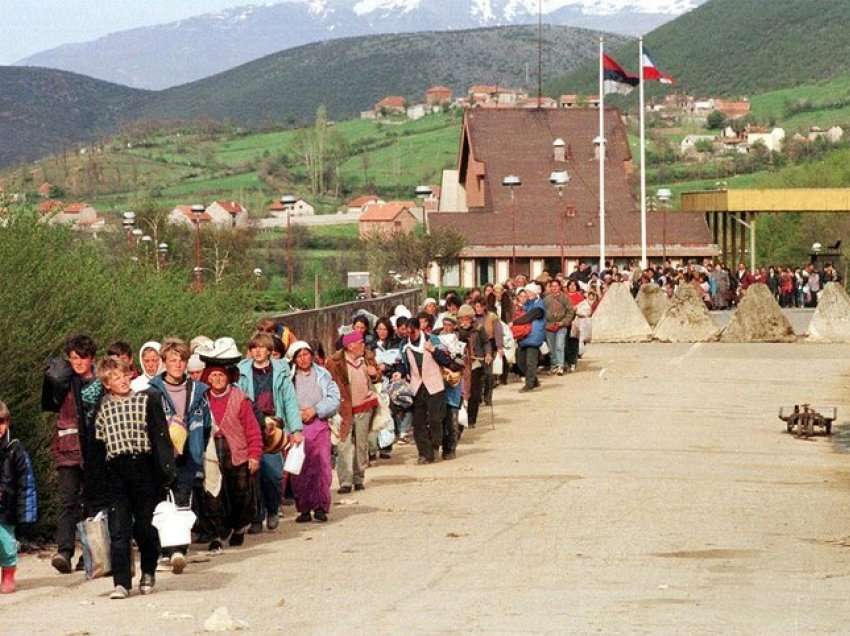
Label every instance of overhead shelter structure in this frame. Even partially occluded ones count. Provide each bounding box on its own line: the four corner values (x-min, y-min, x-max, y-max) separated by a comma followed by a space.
681, 189, 850, 267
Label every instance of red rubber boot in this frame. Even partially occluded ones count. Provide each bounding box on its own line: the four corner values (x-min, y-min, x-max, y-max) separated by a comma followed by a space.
0, 566, 16, 593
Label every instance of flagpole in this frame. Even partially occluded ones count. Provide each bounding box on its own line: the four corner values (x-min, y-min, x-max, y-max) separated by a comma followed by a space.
598, 37, 606, 274
639, 37, 648, 270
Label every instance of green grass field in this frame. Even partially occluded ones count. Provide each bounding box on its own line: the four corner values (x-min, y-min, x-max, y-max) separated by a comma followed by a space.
751, 74, 850, 129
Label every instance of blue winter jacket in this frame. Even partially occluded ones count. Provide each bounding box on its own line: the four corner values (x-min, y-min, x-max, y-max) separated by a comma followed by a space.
148, 375, 211, 477
520, 297, 547, 348
237, 358, 302, 433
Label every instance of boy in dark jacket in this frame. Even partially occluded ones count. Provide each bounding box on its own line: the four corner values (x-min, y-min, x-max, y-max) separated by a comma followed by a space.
0, 401, 38, 593
41, 334, 107, 574
95, 359, 175, 599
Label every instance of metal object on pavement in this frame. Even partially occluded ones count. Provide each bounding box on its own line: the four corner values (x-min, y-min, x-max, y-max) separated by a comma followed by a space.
778, 404, 836, 438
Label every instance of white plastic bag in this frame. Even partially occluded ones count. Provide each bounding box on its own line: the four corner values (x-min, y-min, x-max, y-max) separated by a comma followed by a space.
457, 405, 469, 428
152, 491, 196, 548
77, 510, 111, 579
378, 425, 396, 449
491, 353, 504, 376
540, 341, 550, 356
284, 441, 306, 475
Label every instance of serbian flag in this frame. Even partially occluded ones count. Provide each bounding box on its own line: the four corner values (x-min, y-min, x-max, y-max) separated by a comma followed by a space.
603, 54, 639, 95
642, 48, 674, 84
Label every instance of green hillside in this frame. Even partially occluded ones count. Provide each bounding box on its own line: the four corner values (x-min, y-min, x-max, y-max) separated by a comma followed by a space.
547, 0, 850, 99
0, 67, 148, 167
141, 25, 627, 126
0, 24, 626, 169
750, 74, 850, 129
2, 112, 462, 215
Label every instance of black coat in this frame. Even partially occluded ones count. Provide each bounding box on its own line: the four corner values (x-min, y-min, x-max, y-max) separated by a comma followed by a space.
0, 431, 38, 526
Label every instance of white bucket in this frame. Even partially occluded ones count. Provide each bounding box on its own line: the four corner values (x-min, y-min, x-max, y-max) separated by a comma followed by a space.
152, 492, 197, 548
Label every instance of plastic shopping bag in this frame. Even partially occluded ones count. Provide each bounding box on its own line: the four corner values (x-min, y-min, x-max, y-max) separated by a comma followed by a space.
378, 422, 396, 449
491, 353, 504, 376
77, 510, 111, 579
457, 405, 469, 428
284, 441, 306, 475
152, 491, 196, 549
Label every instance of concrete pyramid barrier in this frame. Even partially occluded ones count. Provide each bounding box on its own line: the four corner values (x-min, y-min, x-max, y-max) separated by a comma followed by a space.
653, 284, 720, 343
807, 282, 850, 342
636, 283, 670, 327
720, 283, 795, 343
591, 282, 652, 342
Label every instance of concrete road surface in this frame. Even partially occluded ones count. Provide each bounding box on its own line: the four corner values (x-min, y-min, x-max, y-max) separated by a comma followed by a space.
5, 343, 850, 634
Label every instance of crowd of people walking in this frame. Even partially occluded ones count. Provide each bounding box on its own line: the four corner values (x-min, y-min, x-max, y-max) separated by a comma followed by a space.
0, 272, 598, 598
0, 256, 834, 598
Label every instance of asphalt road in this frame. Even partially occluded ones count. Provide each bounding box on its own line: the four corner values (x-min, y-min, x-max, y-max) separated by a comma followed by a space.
5, 342, 850, 634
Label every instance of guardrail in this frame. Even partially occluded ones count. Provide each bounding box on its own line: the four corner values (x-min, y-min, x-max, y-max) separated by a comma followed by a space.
271, 288, 423, 354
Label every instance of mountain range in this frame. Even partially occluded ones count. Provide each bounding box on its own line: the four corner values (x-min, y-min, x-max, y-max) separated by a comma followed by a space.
1, 24, 626, 168
16, 0, 704, 90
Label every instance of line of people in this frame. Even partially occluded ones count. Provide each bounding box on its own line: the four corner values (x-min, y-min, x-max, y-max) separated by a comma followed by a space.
0, 279, 590, 597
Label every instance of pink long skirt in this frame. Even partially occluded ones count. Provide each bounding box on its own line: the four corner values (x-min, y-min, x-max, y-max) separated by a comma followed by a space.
291, 418, 332, 514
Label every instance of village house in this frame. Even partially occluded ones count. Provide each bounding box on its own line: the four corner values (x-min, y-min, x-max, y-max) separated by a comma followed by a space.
746, 127, 785, 153
39, 200, 105, 231
406, 104, 428, 121
468, 85, 528, 108
428, 108, 717, 287
521, 96, 558, 109
680, 134, 717, 157
344, 194, 385, 215
167, 205, 213, 228
807, 126, 844, 143
559, 95, 601, 109
37, 182, 53, 198
269, 197, 314, 217
375, 96, 407, 116
205, 200, 250, 227
358, 201, 419, 238
425, 85, 453, 106
713, 98, 751, 120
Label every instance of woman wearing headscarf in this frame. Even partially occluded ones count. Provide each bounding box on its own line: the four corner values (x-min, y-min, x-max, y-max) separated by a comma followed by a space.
286, 342, 340, 523
130, 341, 163, 393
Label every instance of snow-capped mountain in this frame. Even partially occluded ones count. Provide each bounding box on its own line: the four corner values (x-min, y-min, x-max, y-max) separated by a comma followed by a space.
16, 0, 706, 90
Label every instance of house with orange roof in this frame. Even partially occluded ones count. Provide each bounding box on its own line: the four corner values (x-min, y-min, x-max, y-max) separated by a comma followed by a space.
268, 197, 315, 217
375, 96, 407, 116
168, 205, 213, 228
40, 200, 103, 231
345, 194, 386, 215
358, 201, 419, 238
425, 85, 453, 106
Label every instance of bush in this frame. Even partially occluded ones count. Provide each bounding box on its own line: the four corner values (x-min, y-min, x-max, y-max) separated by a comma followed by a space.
0, 207, 255, 534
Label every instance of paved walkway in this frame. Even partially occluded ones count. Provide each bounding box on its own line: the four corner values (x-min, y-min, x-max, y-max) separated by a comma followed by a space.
5, 343, 850, 634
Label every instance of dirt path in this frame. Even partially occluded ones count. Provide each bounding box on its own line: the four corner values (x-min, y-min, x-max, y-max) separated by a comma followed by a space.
5, 343, 850, 635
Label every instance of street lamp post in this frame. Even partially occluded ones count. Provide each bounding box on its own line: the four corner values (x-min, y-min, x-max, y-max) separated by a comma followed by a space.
502, 175, 522, 278
191, 204, 205, 291
549, 170, 570, 275
157, 242, 168, 270
280, 195, 297, 293
122, 211, 136, 251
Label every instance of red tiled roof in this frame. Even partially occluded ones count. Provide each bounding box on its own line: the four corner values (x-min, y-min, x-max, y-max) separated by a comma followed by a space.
469, 85, 501, 94
63, 202, 89, 214
376, 96, 406, 109
173, 205, 211, 222
428, 108, 712, 250
359, 202, 413, 223
427, 85, 452, 94
348, 194, 380, 207
269, 198, 305, 211
38, 199, 64, 214
214, 200, 245, 215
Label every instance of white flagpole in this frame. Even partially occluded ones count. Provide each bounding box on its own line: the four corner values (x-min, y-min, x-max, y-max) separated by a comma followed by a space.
598, 37, 606, 274
639, 37, 648, 269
